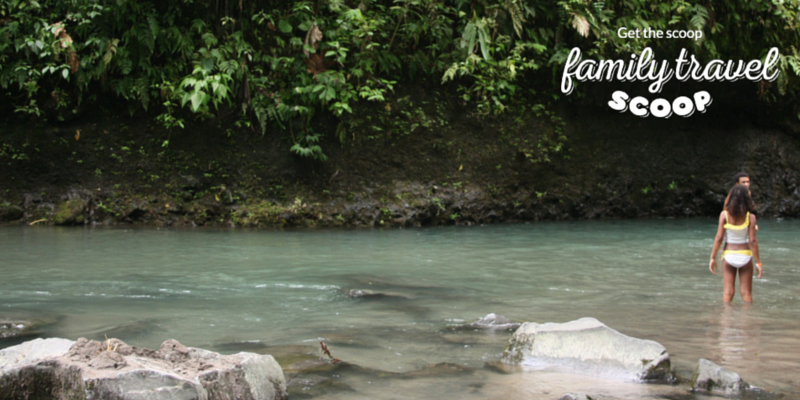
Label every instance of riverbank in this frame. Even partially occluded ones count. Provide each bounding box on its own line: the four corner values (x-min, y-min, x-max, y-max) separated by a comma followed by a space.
2, 83, 799, 228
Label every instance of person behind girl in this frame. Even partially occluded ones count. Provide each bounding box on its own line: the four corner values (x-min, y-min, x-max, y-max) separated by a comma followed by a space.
709, 185, 763, 303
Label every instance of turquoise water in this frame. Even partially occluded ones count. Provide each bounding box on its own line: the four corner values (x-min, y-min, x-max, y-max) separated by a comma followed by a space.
1, 220, 798, 399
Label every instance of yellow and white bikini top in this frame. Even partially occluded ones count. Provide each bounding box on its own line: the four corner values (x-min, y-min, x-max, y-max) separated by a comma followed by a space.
724, 211, 750, 244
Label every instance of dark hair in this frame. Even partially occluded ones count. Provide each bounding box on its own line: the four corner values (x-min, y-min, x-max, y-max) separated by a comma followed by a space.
725, 185, 755, 218
733, 172, 749, 184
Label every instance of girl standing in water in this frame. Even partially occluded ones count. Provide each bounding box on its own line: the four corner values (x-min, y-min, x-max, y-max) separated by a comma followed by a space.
709, 185, 763, 303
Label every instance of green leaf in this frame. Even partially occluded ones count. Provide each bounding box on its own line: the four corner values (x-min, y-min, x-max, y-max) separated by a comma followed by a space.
62, 69, 68, 79
279, 19, 292, 33
190, 91, 208, 112
201, 58, 214, 72
148, 15, 159, 38
477, 28, 490, 60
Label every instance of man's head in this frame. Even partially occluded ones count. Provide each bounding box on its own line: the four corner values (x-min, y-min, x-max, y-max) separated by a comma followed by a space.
733, 172, 750, 188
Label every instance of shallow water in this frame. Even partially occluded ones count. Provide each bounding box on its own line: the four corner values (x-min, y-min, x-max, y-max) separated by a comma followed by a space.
1, 219, 798, 399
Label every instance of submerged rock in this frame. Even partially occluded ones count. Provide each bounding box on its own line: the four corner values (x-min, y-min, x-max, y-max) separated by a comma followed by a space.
464, 313, 521, 331
280, 346, 474, 399
558, 394, 595, 400
0, 317, 54, 340
0, 337, 288, 400
400, 362, 474, 379
83, 318, 167, 341
340, 288, 410, 300
690, 358, 749, 393
502, 317, 672, 382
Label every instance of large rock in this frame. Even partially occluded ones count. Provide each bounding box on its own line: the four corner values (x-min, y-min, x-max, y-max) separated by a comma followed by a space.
0, 360, 85, 400
54, 199, 87, 225
0, 337, 288, 400
502, 317, 671, 382
0, 337, 75, 370
0, 338, 84, 400
690, 358, 749, 393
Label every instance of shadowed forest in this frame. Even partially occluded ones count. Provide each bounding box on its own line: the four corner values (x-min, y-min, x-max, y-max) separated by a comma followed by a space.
2, 0, 800, 227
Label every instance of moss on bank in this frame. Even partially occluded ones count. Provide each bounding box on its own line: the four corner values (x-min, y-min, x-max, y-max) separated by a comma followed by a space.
2, 86, 800, 228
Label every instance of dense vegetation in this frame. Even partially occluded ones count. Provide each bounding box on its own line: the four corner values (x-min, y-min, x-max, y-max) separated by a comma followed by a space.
2, 0, 799, 159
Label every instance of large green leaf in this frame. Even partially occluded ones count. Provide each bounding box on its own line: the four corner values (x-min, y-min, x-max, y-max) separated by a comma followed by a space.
279, 19, 292, 33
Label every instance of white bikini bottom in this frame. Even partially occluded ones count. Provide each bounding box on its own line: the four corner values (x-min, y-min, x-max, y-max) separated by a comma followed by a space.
723, 250, 752, 268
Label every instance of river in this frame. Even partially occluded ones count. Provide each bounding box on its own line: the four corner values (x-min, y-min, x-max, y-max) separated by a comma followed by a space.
1, 219, 798, 399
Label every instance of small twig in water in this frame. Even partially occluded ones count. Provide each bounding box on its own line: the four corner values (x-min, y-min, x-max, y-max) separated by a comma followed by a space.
320, 341, 341, 363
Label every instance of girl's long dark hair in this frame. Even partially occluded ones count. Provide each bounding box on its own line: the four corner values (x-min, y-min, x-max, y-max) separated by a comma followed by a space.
725, 185, 756, 218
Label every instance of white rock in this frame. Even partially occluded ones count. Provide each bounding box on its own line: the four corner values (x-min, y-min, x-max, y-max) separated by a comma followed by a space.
0, 337, 75, 372
0, 338, 287, 400
502, 317, 671, 382
691, 358, 748, 393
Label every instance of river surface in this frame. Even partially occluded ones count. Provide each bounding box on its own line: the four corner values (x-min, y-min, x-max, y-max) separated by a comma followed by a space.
1, 220, 798, 399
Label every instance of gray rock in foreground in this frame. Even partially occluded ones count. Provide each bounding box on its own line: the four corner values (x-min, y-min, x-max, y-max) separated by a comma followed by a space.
0, 337, 75, 370
691, 358, 749, 393
0, 337, 288, 400
502, 317, 672, 382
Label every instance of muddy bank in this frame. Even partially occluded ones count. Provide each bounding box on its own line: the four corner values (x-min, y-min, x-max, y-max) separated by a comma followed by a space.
2, 85, 799, 228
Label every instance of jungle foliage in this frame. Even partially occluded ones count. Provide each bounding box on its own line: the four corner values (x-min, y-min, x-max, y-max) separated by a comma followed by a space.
2, 0, 799, 159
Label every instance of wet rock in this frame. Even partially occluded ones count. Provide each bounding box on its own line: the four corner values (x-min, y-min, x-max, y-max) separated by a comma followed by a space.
464, 313, 521, 331
182, 175, 202, 192
502, 317, 672, 382
690, 358, 749, 393
23, 193, 42, 207
558, 393, 595, 400
284, 358, 391, 399
286, 374, 355, 399
482, 361, 521, 374
54, 199, 87, 225
316, 333, 376, 350
123, 202, 149, 222
0, 321, 27, 339
400, 362, 474, 379
340, 288, 410, 300
0, 317, 56, 340
0, 337, 288, 400
0, 204, 23, 222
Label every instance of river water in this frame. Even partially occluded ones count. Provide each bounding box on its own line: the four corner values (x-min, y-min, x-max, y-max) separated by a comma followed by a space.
1, 220, 798, 399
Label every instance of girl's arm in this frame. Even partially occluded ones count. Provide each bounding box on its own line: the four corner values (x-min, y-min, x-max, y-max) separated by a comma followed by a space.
750, 213, 762, 278
709, 211, 726, 274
